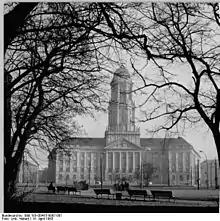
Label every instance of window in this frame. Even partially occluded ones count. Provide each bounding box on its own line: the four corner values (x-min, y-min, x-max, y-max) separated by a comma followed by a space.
73, 174, 76, 181
179, 175, 183, 181
66, 156, 70, 172
66, 167, 70, 172
93, 165, 97, 171
172, 164, 176, 172
154, 175, 159, 180
66, 174, 70, 182
179, 166, 183, 172
59, 174, 63, 181
73, 153, 77, 167
73, 153, 77, 160
128, 152, 133, 171
80, 174, 84, 180
73, 166, 77, 172
59, 160, 63, 172
58, 152, 63, 161
156, 166, 160, 172
115, 174, 120, 181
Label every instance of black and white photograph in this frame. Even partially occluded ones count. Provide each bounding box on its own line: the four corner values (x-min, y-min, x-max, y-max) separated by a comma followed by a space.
2, 1, 220, 214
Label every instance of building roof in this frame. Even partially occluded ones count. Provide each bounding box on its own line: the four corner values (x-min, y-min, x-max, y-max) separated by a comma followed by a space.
201, 159, 219, 164
61, 136, 196, 151
62, 137, 106, 147
140, 137, 193, 148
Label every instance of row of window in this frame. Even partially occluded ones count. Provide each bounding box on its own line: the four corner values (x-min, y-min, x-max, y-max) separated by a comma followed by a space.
58, 152, 97, 160
107, 167, 144, 173
171, 174, 191, 182
58, 173, 98, 182
59, 166, 97, 173
171, 164, 192, 172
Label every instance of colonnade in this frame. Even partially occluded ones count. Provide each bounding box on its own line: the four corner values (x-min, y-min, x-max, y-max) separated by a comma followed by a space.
105, 151, 143, 174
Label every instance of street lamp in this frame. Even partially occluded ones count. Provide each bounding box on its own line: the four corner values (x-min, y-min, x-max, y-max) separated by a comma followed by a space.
210, 162, 213, 188
167, 152, 170, 187
140, 148, 151, 189
199, 150, 209, 189
100, 152, 105, 190
87, 155, 92, 185
214, 158, 218, 189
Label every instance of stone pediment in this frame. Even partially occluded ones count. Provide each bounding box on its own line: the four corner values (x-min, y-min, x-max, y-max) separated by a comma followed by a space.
104, 138, 143, 150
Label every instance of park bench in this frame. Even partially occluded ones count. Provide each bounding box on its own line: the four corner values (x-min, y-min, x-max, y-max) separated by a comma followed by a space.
66, 186, 81, 195
93, 189, 113, 199
47, 185, 56, 193
151, 190, 175, 202
127, 189, 149, 201
56, 186, 67, 194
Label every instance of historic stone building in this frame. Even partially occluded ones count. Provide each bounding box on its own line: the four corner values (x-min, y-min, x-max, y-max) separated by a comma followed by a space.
48, 66, 200, 186
200, 159, 219, 188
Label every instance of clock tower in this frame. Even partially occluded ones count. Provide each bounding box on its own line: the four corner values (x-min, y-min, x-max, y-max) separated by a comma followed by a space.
105, 65, 140, 145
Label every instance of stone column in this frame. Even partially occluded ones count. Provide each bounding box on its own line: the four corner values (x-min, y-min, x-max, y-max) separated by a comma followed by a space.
139, 152, 142, 170
76, 151, 80, 180
106, 152, 109, 172
36, 166, 39, 188
84, 152, 87, 179
183, 152, 186, 172
113, 152, 115, 171
119, 152, 122, 173
176, 152, 178, 172
132, 152, 135, 172
63, 155, 66, 173
69, 152, 73, 173
105, 152, 109, 181
90, 152, 93, 183
126, 152, 129, 173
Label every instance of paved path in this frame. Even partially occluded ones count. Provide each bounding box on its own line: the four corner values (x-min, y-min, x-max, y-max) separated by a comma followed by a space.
23, 188, 219, 208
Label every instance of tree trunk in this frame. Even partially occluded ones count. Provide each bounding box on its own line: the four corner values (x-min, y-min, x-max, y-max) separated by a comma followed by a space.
212, 130, 220, 168
4, 137, 26, 207
4, 3, 38, 52
4, 158, 21, 204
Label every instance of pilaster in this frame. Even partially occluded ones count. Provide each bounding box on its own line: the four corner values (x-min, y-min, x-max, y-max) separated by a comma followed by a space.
132, 152, 135, 172
126, 152, 129, 173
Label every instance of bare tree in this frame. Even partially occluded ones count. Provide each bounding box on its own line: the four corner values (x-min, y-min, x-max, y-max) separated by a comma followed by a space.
4, 2, 150, 202
4, 3, 38, 52
5, 3, 108, 199
129, 3, 220, 165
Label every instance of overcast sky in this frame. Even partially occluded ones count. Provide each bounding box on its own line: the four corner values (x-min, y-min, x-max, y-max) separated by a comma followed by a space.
75, 57, 219, 161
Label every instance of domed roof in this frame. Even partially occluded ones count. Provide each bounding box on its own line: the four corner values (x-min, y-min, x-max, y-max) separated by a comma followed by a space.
111, 65, 131, 83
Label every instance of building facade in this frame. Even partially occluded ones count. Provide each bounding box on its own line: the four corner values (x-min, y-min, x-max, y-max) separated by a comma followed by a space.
48, 66, 200, 186
18, 160, 39, 183
200, 159, 220, 188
